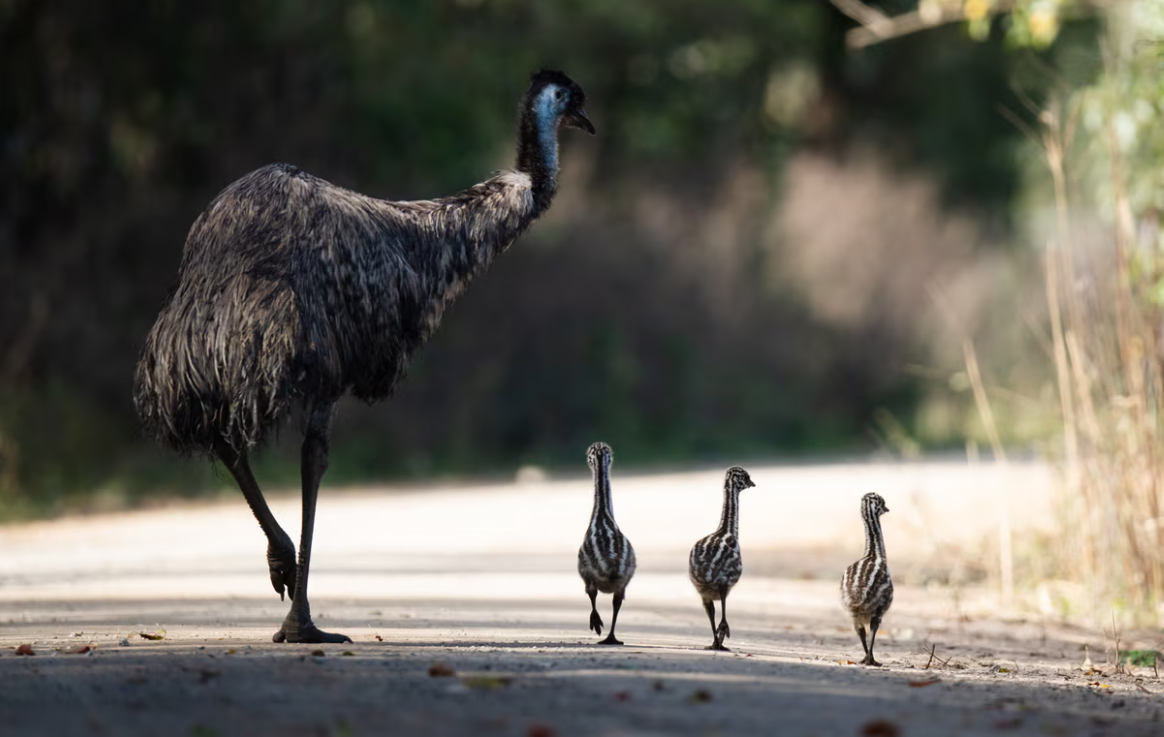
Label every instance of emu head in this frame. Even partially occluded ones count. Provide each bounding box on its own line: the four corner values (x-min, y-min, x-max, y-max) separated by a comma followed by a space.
725, 466, 755, 493
528, 69, 595, 135
586, 441, 613, 473
862, 492, 889, 517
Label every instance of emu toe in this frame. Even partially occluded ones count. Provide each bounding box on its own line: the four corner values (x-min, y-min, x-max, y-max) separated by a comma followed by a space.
273, 622, 351, 644
267, 535, 297, 601
589, 610, 604, 636
716, 621, 731, 641
273, 607, 351, 644
597, 633, 623, 646
705, 641, 730, 652
861, 654, 882, 667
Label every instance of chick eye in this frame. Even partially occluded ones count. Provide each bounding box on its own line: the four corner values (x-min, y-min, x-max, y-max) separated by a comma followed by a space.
555, 88, 566, 101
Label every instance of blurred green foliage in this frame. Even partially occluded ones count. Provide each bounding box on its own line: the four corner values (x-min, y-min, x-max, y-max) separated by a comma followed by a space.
0, 0, 1102, 518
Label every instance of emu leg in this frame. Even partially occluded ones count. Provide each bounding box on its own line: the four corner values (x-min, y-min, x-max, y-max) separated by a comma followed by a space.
274, 403, 350, 644
714, 589, 731, 649
702, 599, 726, 651
855, 622, 872, 665
863, 616, 883, 667
216, 442, 296, 601
598, 590, 624, 645
587, 584, 603, 636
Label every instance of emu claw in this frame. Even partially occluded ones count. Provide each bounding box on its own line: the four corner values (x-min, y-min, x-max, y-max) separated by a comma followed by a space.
861, 655, 882, 667
273, 620, 351, 644
589, 610, 604, 636
705, 641, 731, 652
267, 535, 297, 601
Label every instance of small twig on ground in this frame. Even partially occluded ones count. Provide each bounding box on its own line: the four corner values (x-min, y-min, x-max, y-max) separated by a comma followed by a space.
1110, 612, 1124, 675
925, 643, 937, 670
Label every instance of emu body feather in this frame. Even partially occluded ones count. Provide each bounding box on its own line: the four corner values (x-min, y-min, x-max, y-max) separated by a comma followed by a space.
134, 165, 536, 454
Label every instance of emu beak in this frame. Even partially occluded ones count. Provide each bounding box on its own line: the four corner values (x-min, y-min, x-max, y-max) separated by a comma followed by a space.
566, 108, 596, 135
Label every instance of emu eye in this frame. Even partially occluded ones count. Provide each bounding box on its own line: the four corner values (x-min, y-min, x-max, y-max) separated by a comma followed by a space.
555, 88, 566, 101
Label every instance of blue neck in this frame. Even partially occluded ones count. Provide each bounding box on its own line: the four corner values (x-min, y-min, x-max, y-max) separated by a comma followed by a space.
517, 88, 561, 214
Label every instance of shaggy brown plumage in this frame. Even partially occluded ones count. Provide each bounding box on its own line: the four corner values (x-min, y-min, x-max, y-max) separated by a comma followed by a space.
133, 70, 594, 644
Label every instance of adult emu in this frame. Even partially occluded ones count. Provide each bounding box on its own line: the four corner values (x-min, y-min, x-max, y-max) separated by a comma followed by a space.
134, 70, 594, 643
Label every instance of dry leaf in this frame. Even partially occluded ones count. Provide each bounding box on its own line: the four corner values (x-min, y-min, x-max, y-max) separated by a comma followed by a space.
15, 644, 35, 656
342, 651, 355, 657
428, 662, 456, 677
138, 630, 166, 641
310, 649, 326, 657
908, 678, 941, 688
58, 644, 95, 655
860, 720, 901, 737
839, 659, 857, 665
374, 635, 383, 642
463, 676, 513, 690
690, 689, 713, 703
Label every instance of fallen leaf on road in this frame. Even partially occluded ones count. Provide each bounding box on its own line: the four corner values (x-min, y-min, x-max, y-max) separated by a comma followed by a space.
907, 678, 941, 688
839, 659, 857, 665
860, 719, 901, 736
310, 649, 326, 657
374, 635, 383, 642
428, 662, 456, 677
463, 676, 512, 690
341, 651, 354, 657
15, 644, 35, 656
690, 689, 713, 703
138, 630, 166, 641
58, 644, 95, 655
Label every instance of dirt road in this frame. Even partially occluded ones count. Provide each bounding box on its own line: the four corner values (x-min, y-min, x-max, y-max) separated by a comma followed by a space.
2, 459, 1160, 736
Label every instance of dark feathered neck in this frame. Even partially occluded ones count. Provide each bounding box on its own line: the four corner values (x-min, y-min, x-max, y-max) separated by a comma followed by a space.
516, 90, 560, 216
862, 507, 886, 561
716, 482, 741, 537
590, 462, 614, 522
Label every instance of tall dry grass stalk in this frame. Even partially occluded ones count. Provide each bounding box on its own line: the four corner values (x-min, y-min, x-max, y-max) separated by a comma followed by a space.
1039, 88, 1164, 624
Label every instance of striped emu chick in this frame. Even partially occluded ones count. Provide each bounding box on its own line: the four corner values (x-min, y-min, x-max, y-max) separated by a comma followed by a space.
688, 467, 755, 651
840, 492, 894, 666
577, 442, 637, 645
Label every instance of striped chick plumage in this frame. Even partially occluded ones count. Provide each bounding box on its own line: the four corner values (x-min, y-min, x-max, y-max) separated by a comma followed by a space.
840, 492, 894, 666
577, 442, 636, 645
688, 466, 754, 651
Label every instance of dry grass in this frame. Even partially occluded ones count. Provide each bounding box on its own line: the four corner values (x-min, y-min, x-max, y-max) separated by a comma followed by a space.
1032, 87, 1164, 625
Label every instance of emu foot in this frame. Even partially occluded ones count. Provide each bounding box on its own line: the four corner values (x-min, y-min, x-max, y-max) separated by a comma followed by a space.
273, 610, 351, 644
716, 621, 731, 642
267, 534, 297, 601
589, 610, 604, 636
597, 633, 623, 646
861, 654, 882, 667
705, 641, 730, 652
